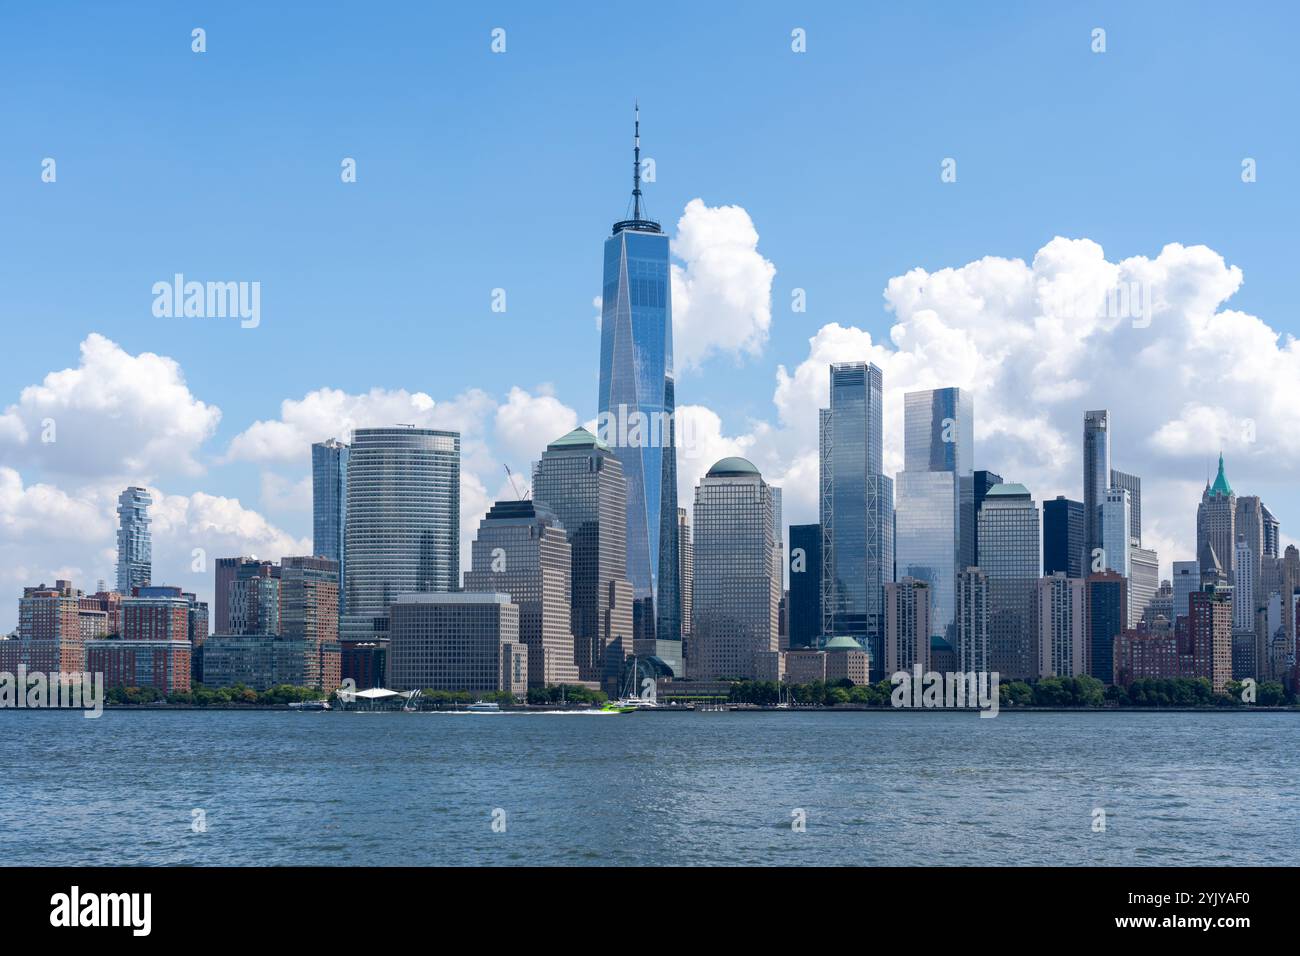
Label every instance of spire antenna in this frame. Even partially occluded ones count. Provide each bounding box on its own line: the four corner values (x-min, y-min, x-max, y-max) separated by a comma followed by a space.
633, 100, 642, 220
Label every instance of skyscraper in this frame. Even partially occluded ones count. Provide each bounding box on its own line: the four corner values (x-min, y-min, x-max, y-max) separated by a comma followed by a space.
788, 523, 822, 649
1038, 572, 1086, 678
312, 438, 349, 614
820, 361, 893, 675
341, 426, 460, 644
1109, 468, 1141, 546
1172, 560, 1199, 623
1129, 546, 1159, 624
531, 427, 637, 683
895, 387, 972, 647
1085, 571, 1128, 684
956, 567, 990, 673
1083, 410, 1110, 567
678, 507, 693, 646
115, 486, 152, 594
691, 457, 780, 681
976, 483, 1041, 678
1099, 488, 1131, 576
595, 106, 679, 652
464, 500, 582, 688
1042, 496, 1085, 578
971, 470, 1004, 567
885, 577, 931, 674
1196, 453, 1236, 587
281, 555, 342, 692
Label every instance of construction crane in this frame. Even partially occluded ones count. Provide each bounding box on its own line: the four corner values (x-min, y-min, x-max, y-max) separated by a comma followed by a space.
503, 464, 531, 500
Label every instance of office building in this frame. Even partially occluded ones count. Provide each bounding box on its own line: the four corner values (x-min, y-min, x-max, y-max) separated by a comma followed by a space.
788, 523, 822, 649
464, 500, 582, 688
820, 362, 893, 674
342, 426, 460, 643
691, 458, 780, 681
977, 483, 1041, 678
531, 427, 637, 683
1042, 496, 1085, 579
595, 107, 679, 648
312, 438, 349, 615
1086, 571, 1128, 683
386, 592, 528, 696
894, 387, 972, 646
1196, 453, 1236, 586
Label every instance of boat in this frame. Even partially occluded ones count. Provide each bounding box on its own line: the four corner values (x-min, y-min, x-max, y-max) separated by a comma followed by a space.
467, 700, 502, 713
288, 700, 330, 711
599, 700, 636, 714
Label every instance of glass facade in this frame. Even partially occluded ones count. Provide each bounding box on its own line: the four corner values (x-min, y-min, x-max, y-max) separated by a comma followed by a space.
312, 439, 348, 615
596, 217, 680, 649
895, 387, 972, 645
1109, 468, 1141, 546
820, 363, 892, 674
788, 523, 821, 649
1083, 410, 1110, 563
1042, 496, 1085, 578
341, 427, 460, 643
977, 483, 1041, 678
115, 486, 152, 594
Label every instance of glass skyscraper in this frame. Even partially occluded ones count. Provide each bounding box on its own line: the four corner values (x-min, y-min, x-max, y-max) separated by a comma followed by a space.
115, 486, 152, 594
1083, 409, 1110, 565
312, 438, 349, 614
977, 483, 1041, 678
788, 523, 821, 649
341, 427, 460, 644
595, 107, 679, 654
1042, 496, 1085, 578
895, 387, 972, 646
819, 362, 893, 674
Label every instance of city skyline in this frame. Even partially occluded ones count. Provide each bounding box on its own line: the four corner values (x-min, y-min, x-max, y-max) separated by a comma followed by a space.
3, 6, 1300, 634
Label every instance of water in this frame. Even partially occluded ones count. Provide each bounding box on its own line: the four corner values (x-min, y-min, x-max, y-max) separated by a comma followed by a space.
2, 709, 1295, 865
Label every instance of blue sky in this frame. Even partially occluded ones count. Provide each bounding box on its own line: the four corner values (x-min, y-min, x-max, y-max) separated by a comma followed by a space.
1, 1, 1297, 623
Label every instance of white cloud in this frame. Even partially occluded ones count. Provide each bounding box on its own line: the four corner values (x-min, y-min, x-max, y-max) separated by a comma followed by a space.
724, 237, 1300, 577
0, 333, 221, 479
0, 469, 309, 631
671, 198, 776, 370
494, 386, 579, 464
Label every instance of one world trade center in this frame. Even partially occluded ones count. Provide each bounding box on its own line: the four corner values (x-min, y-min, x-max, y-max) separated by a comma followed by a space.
596, 105, 681, 673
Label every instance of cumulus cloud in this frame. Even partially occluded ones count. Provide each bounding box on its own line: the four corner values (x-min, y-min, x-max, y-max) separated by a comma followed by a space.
671, 198, 776, 370
727, 237, 1299, 577
0, 470, 309, 631
0, 333, 221, 478
494, 386, 579, 464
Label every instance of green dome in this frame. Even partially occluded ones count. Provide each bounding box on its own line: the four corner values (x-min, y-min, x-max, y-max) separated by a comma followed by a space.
707, 456, 760, 477
823, 635, 865, 652
547, 426, 609, 452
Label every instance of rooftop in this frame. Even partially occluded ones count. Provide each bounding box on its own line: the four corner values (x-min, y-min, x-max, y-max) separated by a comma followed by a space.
706, 456, 761, 478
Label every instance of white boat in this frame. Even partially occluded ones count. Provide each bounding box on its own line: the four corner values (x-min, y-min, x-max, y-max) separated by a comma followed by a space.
467, 700, 502, 713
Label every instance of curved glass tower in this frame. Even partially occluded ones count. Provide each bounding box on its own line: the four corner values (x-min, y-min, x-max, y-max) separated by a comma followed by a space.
596, 106, 680, 653
341, 427, 460, 644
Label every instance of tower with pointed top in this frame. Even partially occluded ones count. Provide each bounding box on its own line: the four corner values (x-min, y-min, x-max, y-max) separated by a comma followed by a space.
596, 106, 681, 667
1197, 452, 1236, 588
